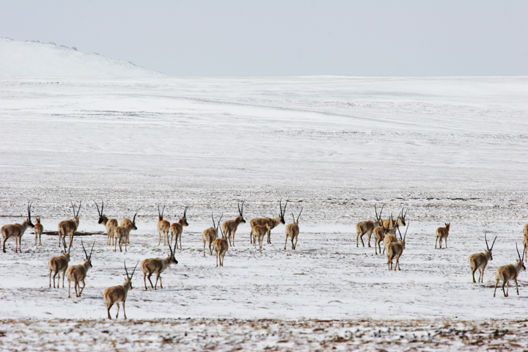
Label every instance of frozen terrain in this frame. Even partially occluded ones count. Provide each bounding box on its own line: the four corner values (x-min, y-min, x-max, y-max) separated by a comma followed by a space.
1, 39, 528, 350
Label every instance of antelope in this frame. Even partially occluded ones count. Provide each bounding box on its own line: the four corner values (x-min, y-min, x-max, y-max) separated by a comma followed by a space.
356, 204, 383, 247
250, 199, 288, 244
435, 223, 451, 249
1, 202, 34, 253
382, 208, 407, 229
34, 217, 43, 246
48, 240, 72, 288
103, 260, 138, 320
114, 226, 127, 252
284, 208, 302, 250
120, 212, 138, 245
202, 213, 222, 256
157, 204, 170, 246
94, 201, 118, 246
66, 240, 94, 298
373, 219, 395, 255
58, 201, 81, 248
141, 239, 178, 290
222, 201, 246, 247
252, 223, 271, 250
387, 223, 408, 271
212, 225, 229, 267
170, 206, 189, 250
469, 233, 497, 283
494, 243, 526, 297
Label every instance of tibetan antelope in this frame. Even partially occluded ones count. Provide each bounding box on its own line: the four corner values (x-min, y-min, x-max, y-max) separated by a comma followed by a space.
494, 243, 526, 297
157, 204, 170, 246
34, 217, 43, 246
284, 208, 303, 250
1, 202, 34, 253
252, 223, 271, 250
58, 201, 81, 248
356, 204, 384, 248
435, 223, 451, 249
94, 201, 118, 246
202, 213, 222, 256
212, 225, 229, 267
66, 240, 95, 298
250, 199, 288, 244
120, 212, 138, 245
114, 226, 127, 252
103, 260, 138, 320
469, 233, 496, 283
222, 201, 246, 247
48, 240, 72, 288
387, 223, 408, 271
170, 206, 189, 250
141, 239, 178, 290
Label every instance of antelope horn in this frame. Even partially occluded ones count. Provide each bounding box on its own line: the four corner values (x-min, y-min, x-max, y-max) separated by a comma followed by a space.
124, 259, 130, 279
162, 205, 165, 217
484, 232, 490, 251
76, 201, 82, 217
490, 236, 497, 251
157, 204, 161, 216
183, 206, 188, 218
71, 202, 76, 217
89, 240, 95, 260
211, 213, 216, 228
297, 207, 303, 223
131, 261, 139, 278
291, 213, 295, 223
93, 200, 101, 216
403, 222, 409, 240
217, 213, 223, 230
100, 200, 104, 215
27, 201, 32, 220
516, 243, 522, 260
133, 212, 138, 223
378, 205, 384, 221
81, 240, 88, 259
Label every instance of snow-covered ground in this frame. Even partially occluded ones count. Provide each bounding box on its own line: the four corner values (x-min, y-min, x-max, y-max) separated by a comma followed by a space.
1, 39, 528, 350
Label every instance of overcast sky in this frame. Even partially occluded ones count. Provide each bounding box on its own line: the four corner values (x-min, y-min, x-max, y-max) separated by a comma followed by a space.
0, 1, 526, 76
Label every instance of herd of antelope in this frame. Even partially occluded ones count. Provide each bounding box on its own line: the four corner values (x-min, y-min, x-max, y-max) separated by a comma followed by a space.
2, 200, 528, 319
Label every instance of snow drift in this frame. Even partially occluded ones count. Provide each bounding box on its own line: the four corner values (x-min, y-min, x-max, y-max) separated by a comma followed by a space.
0, 37, 164, 78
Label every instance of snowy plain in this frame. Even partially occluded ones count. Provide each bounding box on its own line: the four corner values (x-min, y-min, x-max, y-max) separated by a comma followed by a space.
1, 38, 528, 350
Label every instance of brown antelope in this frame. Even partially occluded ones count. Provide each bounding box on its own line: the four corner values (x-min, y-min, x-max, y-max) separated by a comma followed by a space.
34, 217, 43, 246
1, 202, 34, 253
284, 208, 303, 250
382, 208, 407, 229
250, 199, 288, 244
494, 243, 526, 297
58, 201, 81, 248
48, 240, 72, 288
387, 223, 408, 271
222, 201, 246, 247
252, 223, 272, 250
94, 201, 118, 246
66, 240, 94, 298
212, 225, 229, 267
170, 206, 189, 250
120, 212, 138, 245
435, 223, 451, 249
469, 233, 496, 283
157, 204, 171, 246
356, 204, 384, 248
103, 260, 138, 320
202, 213, 222, 256
114, 226, 127, 252
141, 239, 178, 290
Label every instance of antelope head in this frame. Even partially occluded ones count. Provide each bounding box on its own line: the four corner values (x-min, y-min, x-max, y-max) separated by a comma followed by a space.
237, 201, 246, 223
94, 200, 107, 224
279, 199, 289, 224
81, 239, 95, 269
398, 208, 407, 226
167, 238, 179, 264
123, 260, 139, 289
157, 204, 165, 221
516, 243, 526, 271
71, 201, 82, 220
484, 233, 497, 260
181, 206, 189, 226
291, 207, 303, 224
25, 202, 35, 228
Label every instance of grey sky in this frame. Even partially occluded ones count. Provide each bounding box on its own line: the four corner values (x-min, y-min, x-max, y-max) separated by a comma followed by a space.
0, 1, 526, 76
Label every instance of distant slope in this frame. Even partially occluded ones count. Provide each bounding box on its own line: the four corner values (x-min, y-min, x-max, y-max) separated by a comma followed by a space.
0, 37, 165, 78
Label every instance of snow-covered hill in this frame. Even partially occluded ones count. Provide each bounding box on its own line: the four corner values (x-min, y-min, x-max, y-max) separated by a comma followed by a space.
0, 37, 164, 78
